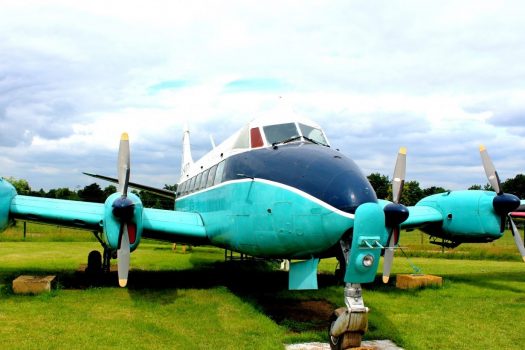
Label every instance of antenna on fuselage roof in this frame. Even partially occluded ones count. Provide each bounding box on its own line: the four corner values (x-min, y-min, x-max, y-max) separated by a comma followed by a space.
181, 124, 193, 177
209, 135, 216, 149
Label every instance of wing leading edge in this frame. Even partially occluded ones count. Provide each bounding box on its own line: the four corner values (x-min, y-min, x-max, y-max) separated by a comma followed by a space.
8, 195, 208, 245
401, 205, 443, 229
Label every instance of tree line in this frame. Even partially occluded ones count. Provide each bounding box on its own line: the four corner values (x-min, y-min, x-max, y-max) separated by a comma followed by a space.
367, 173, 525, 206
4, 173, 525, 208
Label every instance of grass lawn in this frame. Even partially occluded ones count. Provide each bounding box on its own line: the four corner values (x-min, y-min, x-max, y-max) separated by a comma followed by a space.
0, 223, 524, 349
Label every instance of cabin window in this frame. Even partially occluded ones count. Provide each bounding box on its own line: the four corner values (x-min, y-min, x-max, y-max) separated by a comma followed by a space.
189, 176, 197, 193
194, 173, 203, 191
263, 123, 300, 145
200, 169, 209, 190
298, 123, 329, 146
250, 127, 264, 148
178, 181, 185, 196
206, 164, 218, 188
214, 161, 225, 185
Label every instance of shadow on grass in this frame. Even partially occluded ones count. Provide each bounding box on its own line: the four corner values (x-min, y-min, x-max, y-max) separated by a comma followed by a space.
27, 259, 341, 335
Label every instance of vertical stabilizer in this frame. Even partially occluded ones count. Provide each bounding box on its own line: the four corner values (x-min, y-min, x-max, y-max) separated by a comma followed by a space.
181, 124, 193, 178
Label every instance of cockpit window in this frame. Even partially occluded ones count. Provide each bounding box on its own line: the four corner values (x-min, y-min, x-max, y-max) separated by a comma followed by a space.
299, 123, 329, 146
263, 123, 300, 145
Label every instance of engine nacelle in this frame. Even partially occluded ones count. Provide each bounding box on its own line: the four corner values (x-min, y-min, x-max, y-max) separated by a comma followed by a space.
103, 192, 144, 251
416, 190, 502, 241
0, 178, 16, 232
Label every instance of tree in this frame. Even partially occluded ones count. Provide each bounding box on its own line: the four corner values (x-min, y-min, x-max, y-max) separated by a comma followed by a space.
29, 188, 46, 197
502, 174, 525, 198
78, 183, 105, 203
400, 181, 424, 206
468, 184, 482, 190
103, 185, 117, 198
367, 173, 390, 199
4, 177, 31, 195
163, 184, 178, 192
422, 186, 447, 197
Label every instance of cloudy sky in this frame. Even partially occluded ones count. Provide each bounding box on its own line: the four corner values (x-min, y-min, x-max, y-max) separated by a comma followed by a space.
1, 0, 525, 192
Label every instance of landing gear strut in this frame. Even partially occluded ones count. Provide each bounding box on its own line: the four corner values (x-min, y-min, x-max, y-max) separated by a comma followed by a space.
329, 283, 369, 349
329, 239, 369, 349
91, 230, 113, 273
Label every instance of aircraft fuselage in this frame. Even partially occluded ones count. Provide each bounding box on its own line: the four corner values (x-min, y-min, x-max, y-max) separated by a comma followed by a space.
176, 143, 377, 258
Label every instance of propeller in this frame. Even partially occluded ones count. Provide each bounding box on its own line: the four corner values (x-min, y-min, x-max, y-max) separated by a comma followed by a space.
479, 145, 523, 261
382, 147, 409, 283
112, 133, 135, 287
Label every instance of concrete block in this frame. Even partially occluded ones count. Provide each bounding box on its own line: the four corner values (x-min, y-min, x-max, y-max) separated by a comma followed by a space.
13, 275, 56, 294
396, 274, 442, 290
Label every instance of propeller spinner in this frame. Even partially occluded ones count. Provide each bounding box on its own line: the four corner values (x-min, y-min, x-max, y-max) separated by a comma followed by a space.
382, 147, 409, 283
479, 145, 523, 261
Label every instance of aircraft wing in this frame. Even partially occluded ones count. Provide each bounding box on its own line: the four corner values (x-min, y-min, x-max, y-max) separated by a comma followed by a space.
400, 205, 443, 229
8, 195, 208, 245
10, 195, 104, 231
142, 208, 208, 244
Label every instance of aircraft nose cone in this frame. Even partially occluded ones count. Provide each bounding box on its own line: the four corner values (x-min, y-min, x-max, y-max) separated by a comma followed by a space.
223, 143, 378, 213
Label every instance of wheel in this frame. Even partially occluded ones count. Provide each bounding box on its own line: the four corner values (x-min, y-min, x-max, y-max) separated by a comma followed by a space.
86, 250, 102, 274
328, 309, 363, 350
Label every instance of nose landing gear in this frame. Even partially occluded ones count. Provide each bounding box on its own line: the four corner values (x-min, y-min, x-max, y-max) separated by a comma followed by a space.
328, 283, 369, 349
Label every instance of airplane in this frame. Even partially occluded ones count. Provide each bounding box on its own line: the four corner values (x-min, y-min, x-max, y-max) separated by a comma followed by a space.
1, 115, 524, 349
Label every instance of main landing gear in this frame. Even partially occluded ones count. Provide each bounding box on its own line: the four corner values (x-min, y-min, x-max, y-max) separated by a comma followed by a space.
86, 231, 115, 278
329, 239, 369, 349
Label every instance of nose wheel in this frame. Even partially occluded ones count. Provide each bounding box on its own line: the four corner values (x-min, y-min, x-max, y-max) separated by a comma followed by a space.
328, 285, 369, 349
329, 307, 367, 349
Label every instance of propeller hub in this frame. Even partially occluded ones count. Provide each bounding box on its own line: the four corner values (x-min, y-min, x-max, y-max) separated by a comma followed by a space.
384, 203, 409, 227
492, 193, 520, 215
112, 196, 135, 222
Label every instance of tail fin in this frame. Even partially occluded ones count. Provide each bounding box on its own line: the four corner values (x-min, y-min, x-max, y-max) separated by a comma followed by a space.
181, 124, 193, 178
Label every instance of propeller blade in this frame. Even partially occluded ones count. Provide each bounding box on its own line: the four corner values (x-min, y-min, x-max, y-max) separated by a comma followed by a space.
117, 224, 131, 287
392, 147, 406, 204
382, 229, 397, 283
479, 145, 502, 195
509, 215, 525, 262
383, 147, 407, 283
117, 133, 131, 196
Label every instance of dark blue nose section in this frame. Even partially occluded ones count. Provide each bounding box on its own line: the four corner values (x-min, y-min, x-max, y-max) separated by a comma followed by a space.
223, 143, 377, 213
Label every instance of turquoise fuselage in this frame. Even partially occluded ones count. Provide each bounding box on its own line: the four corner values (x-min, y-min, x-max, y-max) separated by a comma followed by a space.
176, 179, 355, 259
175, 143, 378, 259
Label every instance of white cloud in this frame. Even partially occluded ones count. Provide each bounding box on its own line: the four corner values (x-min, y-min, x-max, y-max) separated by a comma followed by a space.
1, 0, 525, 191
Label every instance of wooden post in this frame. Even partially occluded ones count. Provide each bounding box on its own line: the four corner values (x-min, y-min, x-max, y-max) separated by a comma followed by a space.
23, 221, 27, 240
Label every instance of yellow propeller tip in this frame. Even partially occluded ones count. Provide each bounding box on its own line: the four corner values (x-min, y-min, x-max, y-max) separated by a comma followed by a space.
121, 133, 129, 141
382, 276, 390, 284
119, 279, 128, 287
399, 147, 407, 155
479, 144, 486, 152
522, 257, 525, 263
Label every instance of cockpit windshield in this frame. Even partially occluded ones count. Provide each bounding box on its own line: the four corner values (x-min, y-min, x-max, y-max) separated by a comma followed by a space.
262, 122, 329, 146
263, 123, 299, 145
298, 123, 328, 146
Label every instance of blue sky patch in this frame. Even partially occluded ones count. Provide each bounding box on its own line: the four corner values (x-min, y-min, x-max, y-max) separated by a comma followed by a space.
224, 78, 288, 92
148, 80, 189, 94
